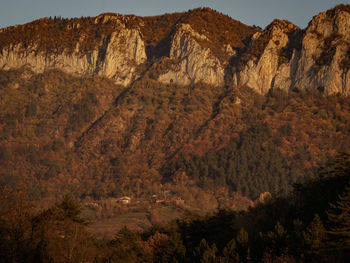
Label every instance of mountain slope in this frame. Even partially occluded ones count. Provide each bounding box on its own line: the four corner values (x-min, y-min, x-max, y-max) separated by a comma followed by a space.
1, 67, 349, 202
0, 5, 350, 214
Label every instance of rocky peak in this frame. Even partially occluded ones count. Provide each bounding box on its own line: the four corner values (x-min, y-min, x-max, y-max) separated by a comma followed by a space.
250, 19, 299, 52
232, 4, 349, 95
174, 23, 209, 41
231, 19, 300, 94
293, 4, 350, 95
306, 4, 350, 39
158, 23, 225, 86
93, 13, 124, 27
266, 19, 299, 34
169, 23, 209, 59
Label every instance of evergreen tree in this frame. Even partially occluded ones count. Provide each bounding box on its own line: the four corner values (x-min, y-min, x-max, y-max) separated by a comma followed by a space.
289, 219, 305, 256
56, 195, 87, 224
221, 239, 238, 263
327, 185, 350, 251
303, 214, 326, 252
194, 239, 218, 263
153, 231, 186, 263
236, 228, 249, 262
264, 221, 288, 257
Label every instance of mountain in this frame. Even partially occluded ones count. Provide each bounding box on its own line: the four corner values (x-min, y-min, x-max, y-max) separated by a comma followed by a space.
0, 8, 254, 87
0, 5, 349, 225
1, 5, 349, 94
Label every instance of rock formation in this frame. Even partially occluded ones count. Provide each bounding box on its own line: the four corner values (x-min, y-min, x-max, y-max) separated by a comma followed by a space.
232, 5, 350, 95
293, 7, 350, 95
0, 5, 349, 94
0, 18, 147, 86
158, 24, 225, 87
232, 19, 300, 94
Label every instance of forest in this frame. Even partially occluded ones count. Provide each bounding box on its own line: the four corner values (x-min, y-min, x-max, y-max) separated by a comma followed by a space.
0, 68, 349, 262
0, 67, 350, 220
0, 152, 349, 262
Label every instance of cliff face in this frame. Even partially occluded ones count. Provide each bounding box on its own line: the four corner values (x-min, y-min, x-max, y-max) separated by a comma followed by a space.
99, 27, 146, 85
232, 5, 350, 95
0, 5, 349, 94
293, 7, 350, 95
232, 19, 300, 94
0, 17, 147, 86
158, 24, 225, 87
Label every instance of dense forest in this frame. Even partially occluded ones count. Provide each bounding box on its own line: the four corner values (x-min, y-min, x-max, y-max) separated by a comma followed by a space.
0, 152, 349, 262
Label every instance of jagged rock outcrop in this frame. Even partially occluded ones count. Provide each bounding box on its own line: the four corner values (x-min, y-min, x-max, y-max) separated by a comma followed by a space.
232, 20, 299, 94
158, 24, 225, 87
100, 28, 147, 84
0, 21, 147, 86
232, 5, 350, 95
0, 5, 349, 94
293, 7, 350, 95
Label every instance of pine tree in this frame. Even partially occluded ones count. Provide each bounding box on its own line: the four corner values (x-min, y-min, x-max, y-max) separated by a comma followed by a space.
303, 214, 326, 252
194, 239, 218, 263
56, 195, 87, 224
221, 239, 239, 263
236, 228, 249, 262
265, 221, 288, 257
327, 185, 350, 251
289, 219, 305, 256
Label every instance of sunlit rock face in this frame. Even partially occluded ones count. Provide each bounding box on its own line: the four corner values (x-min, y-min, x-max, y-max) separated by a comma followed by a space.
0, 20, 147, 86
0, 5, 349, 94
293, 7, 350, 95
158, 24, 225, 87
232, 6, 350, 95
232, 19, 300, 94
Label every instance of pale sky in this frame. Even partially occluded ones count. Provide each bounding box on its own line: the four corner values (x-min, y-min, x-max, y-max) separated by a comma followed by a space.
0, 0, 348, 29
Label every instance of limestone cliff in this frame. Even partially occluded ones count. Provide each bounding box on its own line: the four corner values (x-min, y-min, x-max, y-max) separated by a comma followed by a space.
232, 5, 350, 95
158, 24, 225, 87
293, 6, 350, 95
0, 5, 349, 94
0, 16, 147, 86
232, 19, 300, 94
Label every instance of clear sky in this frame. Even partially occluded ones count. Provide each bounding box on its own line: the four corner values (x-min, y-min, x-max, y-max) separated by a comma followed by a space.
0, 0, 348, 29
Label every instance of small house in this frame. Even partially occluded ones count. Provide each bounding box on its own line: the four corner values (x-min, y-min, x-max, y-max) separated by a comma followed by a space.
152, 198, 165, 204
119, 196, 131, 204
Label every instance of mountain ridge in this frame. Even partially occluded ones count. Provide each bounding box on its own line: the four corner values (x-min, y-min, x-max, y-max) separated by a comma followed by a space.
0, 5, 349, 94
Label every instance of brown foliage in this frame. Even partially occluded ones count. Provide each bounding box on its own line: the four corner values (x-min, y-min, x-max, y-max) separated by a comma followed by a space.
177, 8, 256, 62
0, 16, 119, 55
